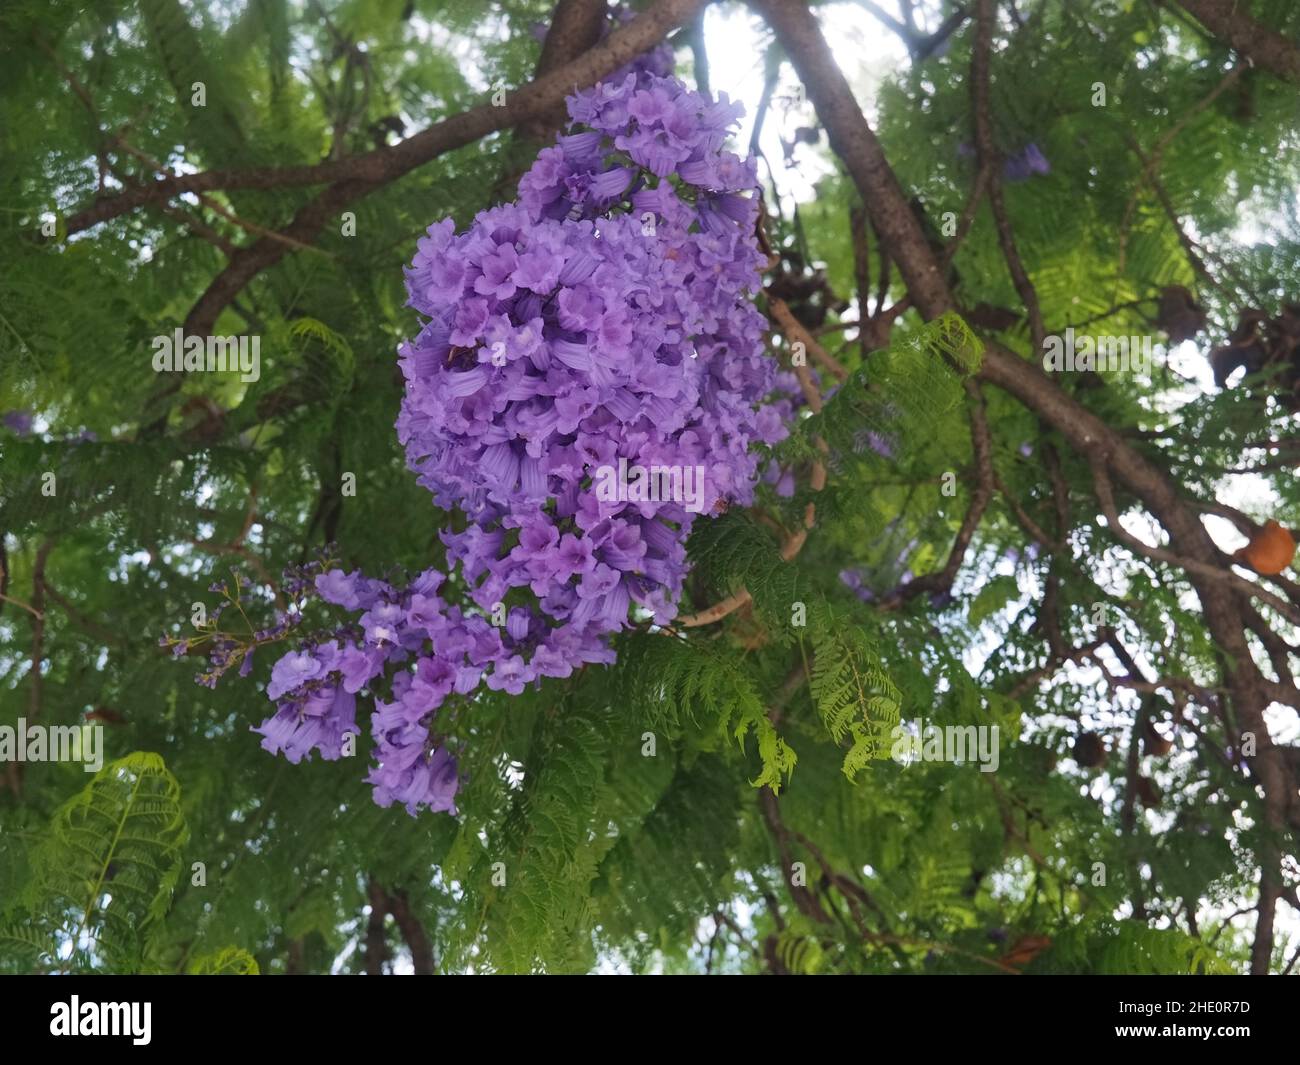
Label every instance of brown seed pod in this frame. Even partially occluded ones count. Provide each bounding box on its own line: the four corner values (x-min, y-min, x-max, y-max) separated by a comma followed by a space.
1156, 285, 1206, 344
1142, 718, 1174, 757
1232, 520, 1296, 576
999, 934, 1053, 968
1072, 731, 1107, 768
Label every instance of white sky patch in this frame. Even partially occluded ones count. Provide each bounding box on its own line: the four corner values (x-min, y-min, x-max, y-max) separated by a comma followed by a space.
704, 2, 908, 209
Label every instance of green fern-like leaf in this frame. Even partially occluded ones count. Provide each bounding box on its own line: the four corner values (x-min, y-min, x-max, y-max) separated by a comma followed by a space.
1046, 920, 1236, 974
774, 929, 825, 974
614, 632, 796, 791
186, 947, 260, 974
809, 610, 902, 780
19, 752, 188, 972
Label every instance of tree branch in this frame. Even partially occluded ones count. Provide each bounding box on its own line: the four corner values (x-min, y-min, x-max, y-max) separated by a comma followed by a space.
971, 0, 1044, 352
880, 381, 993, 609
1089, 460, 1300, 627
177, 0, 705, 337
387, 888, 436, 975
1174, 0, 1300, 83
519, 0, 611, 141
364, 879, 390, 975
751, 0, 1296, 971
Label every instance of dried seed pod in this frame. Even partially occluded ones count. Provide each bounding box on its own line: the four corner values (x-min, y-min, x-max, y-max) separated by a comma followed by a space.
1072, 732, 1107, 768
1157, 285, 1206, 344
1232, 520, 1296, 576
1142, 718, 1174, 757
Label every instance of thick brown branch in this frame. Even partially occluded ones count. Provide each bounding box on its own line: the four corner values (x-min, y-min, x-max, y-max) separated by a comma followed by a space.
179, 0, 704, 336
61, 2, 664, 239
365, 880, 390, 976
758, 787, 833, 924
749, 0, 956, 320
1175, 0, 1300, 83
521, 0, 611, 138
387, 888, 436, 975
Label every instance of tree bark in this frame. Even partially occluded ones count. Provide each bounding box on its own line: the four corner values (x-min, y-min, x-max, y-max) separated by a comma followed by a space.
1176, 0, 1300, 83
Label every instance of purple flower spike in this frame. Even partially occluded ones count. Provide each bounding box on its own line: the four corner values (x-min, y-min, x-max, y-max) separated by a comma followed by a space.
188, 12, 896, 818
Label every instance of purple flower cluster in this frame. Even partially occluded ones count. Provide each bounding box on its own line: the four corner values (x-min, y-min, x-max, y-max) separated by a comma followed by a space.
1, 408, 95, 442
396, 73, 781, 644
179, 566, 312, 690
839, 567, 878, 604
202, 50, 798, 815
254, 567, 473, 815
1002, 142, 1051, 182
2, 410, 34, 436
759, 369, 809, 497
957, 141, 1051, 181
